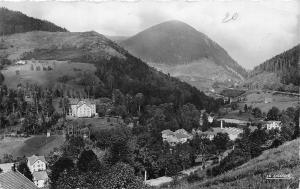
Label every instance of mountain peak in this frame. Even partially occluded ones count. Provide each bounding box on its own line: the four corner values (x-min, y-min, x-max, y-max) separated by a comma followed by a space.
146, 20, 197, 34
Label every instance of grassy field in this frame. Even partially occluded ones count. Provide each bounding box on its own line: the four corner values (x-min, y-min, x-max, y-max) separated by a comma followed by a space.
0, 135, 65, 159
67, 117, 123, 132
1, 60, 97, 89
166, 138, 300, 189
241, 91, 299, 112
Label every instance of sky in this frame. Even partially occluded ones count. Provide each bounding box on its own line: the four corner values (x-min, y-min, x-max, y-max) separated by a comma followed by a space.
0, 0, 299, 69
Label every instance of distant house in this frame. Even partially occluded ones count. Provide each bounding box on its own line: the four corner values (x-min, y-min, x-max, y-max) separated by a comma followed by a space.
208, 115, 214, 123
16, 60, 26, 65
197, 121, 243, 141
264, 121, 282, 130
0, 169, 38, 189
27, 155, 48, 188
69, 99, 97, 118
161, 129, 193, 146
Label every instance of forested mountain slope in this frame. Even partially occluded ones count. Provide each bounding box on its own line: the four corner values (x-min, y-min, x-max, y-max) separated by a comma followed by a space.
245, 45, 300, 91
0, 31, 221, 112
0, 7, 68, 35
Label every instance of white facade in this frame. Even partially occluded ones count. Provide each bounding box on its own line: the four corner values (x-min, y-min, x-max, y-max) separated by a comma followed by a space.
28, 159, 46, 173
265, 121, 281, 130
16, 60, 26, 65
69, 100, 96, 118
208, 116, 214, 123
34, 180, 45, 188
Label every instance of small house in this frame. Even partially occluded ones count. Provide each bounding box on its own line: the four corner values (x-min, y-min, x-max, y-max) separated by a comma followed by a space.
264, 121, 282, 131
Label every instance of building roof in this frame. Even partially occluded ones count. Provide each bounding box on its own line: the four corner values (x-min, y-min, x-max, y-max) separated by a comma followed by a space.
69, 99, 96, 106
32, 171, 48, 181
174, 129, 192, 139
27, 155, 46, 166
0, 163, 14, 173
161, 129, 173, 135
0, 171, 38, 189
212, 127, 243, 136
217, 118, 249, 125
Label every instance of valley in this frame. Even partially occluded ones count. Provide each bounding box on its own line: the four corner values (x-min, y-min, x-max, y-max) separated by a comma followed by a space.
0, 5, 298, 189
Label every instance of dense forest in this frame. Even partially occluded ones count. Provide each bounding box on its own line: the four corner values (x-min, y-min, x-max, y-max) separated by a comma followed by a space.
0, 7, 68, 35
250, 45, 300, 85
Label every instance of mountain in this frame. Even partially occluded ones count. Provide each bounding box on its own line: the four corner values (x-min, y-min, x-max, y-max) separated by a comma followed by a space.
121, 20, 247, 91
0, 7, 68, 35
105, 35, 129, 43
0, 30, 220, 112
245, 45, 300, 92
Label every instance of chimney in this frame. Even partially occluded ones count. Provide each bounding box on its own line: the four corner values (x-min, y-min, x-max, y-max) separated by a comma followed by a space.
11, 164, 16, 172
221, 120, 223, 129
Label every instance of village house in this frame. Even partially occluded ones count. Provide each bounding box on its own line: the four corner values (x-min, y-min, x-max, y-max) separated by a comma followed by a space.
161, 129, 193, 146
27, 155, 48, 188
264, 121, 282, 130
68, 99, 97, 118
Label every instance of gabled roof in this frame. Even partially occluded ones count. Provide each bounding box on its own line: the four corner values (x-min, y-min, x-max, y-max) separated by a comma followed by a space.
27, 155, 46, 166
0, 171, 38, 189
32, 171, 48, 181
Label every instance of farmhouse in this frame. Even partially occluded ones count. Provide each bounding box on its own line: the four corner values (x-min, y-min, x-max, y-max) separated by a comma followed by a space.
264, 121, 282, 130
27, 155, 48, 188
161, 129, 193, 146
69, 99, 97, 118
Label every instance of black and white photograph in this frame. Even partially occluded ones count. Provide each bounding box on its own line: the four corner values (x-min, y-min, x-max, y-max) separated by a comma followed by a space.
0, 0, 299, 188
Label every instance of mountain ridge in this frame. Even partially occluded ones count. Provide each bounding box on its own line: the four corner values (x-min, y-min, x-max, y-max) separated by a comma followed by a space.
121, 20, 247, 79
244, 44, 300, 91
0, 7, 68, 35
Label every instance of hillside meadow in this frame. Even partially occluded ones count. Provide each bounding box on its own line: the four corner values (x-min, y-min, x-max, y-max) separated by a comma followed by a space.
163, 138, 300, 189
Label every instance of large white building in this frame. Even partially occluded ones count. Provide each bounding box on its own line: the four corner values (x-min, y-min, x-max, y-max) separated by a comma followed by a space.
69, 99, 97, 118
27, 155, 48, 188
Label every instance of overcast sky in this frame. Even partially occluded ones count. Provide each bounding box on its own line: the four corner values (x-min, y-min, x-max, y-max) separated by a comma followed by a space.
1, 0, 299, 69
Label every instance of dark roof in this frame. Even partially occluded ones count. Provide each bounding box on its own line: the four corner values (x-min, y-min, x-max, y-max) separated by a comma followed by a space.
0, 170, 38, 189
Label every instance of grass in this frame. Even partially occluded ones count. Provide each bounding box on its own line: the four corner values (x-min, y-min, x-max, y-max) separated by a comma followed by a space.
241, 91, 299, 112
68, 117, 123, 132
166, 138, 300, 189
0, 135, 65, 159
2, 60, 97, 89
